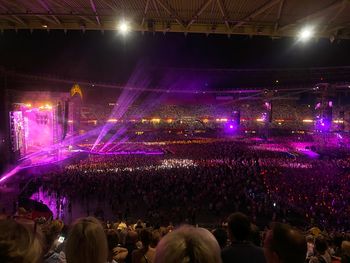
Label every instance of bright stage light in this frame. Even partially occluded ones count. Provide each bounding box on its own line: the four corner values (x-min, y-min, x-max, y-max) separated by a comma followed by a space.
118, 20, 130, 35
302, 119, 313, 123
216, 118, 228, 122
298, 26, 315, 42
151, 118, 161, 123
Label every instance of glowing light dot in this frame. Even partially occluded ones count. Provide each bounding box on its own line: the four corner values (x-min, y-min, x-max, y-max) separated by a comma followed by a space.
118, 21, 130, 35
298, 26, 315, 42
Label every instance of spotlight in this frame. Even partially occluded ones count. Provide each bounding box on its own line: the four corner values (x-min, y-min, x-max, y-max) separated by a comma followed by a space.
118, 20, 130, 35
298, 26, 315, 42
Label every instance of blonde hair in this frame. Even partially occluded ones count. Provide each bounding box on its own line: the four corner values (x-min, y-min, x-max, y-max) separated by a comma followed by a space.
0, 219, 42, 263
65, 217, 108, 263
155, 225, 222, 263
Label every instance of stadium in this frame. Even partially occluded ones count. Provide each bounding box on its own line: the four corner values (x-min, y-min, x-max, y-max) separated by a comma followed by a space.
0, 1, 350, 263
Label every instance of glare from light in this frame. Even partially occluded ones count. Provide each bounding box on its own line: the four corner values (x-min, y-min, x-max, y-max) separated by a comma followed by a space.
151, 118, 161, 123
118, 20, 130, 35
298, 26, 315, 42
302, 119, 313, 123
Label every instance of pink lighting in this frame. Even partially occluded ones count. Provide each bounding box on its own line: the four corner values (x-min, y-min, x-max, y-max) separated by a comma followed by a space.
0, 166, 20, 184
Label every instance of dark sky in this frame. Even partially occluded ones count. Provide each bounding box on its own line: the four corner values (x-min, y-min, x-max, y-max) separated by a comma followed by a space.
1, 29, 350, 84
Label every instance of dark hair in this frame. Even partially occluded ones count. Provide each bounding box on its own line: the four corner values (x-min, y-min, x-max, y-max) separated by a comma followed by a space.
140, 229, 152, 248
315, 236, 328, 254
227, 212, 251, 241
268, 223, 307, 263
212, 228, 228, 249
151, 230, 161, 248
106, 230, 119, 251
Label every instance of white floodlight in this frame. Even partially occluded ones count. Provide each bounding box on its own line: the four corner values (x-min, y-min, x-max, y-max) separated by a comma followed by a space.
118, 20, 130, 35
298, 26, 315, 42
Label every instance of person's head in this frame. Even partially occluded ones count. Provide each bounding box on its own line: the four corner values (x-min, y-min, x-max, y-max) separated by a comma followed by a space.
264, 223, 307, 263
106, 230, 119, 251
154, 225, 222, 263
106, 230, 119, 261
151, 230, 161, 248
227, 212, 251, 242
65, 217, 108, 263
306, 235, 314, 244
125, 230, 138, 245
0, 219, 42, 263
212, 228, 228, 249
139, 229, 152, 249
314, 236, 328, 255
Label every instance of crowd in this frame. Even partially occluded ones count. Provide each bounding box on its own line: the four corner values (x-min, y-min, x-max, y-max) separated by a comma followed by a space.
21, 141, 350, 231
2, 140, 350, 263
82, 101, 330, 130
1, 211, 350, 263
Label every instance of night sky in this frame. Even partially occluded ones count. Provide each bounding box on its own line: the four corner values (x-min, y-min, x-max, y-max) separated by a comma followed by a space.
1, 30, 350, 84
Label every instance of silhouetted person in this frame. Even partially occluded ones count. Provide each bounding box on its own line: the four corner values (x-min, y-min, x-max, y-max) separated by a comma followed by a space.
221, 212, 266, 263
264, 222, 307, 263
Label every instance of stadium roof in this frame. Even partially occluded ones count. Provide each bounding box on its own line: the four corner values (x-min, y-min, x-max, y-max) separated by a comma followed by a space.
0, 0, 349, 39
